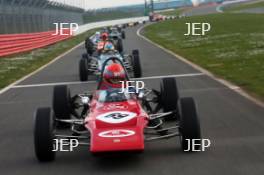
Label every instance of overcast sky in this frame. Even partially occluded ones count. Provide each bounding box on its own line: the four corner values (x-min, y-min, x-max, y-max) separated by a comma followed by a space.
51, 0, 147, 9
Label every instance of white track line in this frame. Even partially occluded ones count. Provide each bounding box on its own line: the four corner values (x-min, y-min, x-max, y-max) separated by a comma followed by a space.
12, 81, 96, 89
134, 73, 204, 80
11, 73, 205, 89
137, 25, 264, 108
0, 42, 84, 95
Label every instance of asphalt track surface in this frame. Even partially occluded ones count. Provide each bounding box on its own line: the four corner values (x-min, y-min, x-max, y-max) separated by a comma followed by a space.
237, 7, 264, 13
1, 13, 264, 175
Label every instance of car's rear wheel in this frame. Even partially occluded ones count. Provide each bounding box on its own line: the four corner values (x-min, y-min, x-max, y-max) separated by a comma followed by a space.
53, 85, 71, 128
82, 53, 91, 64
34, 107, 55, 162
117, 27, 122, 32
179, 97, 201, 152
132, 49, 142, 78
82, 53, 88, 60
79, 58, 88, 81
85, 39, 94, 55
160, 78, 179, 119
116, 38, 123, 53
122, 31, 126, 39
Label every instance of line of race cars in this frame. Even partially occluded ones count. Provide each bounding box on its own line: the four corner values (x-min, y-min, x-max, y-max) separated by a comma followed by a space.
34, 21, 201, 162
79, 25, 142, 81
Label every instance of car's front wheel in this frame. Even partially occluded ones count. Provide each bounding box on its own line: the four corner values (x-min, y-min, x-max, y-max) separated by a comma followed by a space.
179, 97, 201, 152
160, 78, 179, 119
53, 85, 71, 128
79, 58, 89, 81
132, 49, 142, 78
34, 107, 55, 162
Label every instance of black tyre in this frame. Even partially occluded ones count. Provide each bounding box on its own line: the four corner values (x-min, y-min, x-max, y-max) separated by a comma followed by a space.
132, 50, 142, 78
85, 39, 94, 55
79, 58, 88, 81
179, 97, 201, 152
122, 31, 126, 39
82, 53, 88, 59
160, 78, 179, 118
116, 39, 123, 53
34, 107, 55, 162
132, 49, 139, 55
82, 53, 91, 63
53, 85, 71, 123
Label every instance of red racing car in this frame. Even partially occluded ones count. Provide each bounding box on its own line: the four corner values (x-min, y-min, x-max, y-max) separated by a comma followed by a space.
34, 58, 201, 161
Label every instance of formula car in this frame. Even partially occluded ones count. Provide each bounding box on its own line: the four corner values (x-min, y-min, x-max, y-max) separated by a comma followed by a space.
34, 58, 201, 162
85, 30, 124, 55
108, 26, 126, 40
79, 42, 141, 81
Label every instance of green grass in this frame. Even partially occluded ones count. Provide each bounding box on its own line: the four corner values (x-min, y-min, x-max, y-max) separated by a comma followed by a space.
160, 7, 187, 16
0, 29, 96, 90
224, 1, 264, 12
144, 13, 264, 100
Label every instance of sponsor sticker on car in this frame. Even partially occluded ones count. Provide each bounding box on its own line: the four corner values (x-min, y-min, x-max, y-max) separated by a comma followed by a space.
98, 129, 135, 138
96, 111, 136, 123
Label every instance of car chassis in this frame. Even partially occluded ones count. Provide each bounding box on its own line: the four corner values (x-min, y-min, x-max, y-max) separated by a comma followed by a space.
79, 50, 142, 81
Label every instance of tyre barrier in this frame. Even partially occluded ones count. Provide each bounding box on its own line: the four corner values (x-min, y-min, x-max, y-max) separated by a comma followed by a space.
0, 29, 72, 57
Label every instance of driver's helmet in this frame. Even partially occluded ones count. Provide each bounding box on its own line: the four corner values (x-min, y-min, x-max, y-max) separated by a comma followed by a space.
103, 63, 126, 88
100, 32, 108, 41
104, 42, 115, 51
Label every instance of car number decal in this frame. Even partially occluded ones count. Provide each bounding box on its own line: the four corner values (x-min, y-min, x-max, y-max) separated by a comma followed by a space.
98, 129, 135, 138
96, 111, 136, 123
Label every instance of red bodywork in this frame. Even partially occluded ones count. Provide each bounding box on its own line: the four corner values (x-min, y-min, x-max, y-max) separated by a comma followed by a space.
84, 91, 149, 153
150, 13, 164, 21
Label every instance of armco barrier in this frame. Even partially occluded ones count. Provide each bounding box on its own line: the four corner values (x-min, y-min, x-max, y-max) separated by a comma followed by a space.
0, 16, 148, 57
0, 29, 71, 57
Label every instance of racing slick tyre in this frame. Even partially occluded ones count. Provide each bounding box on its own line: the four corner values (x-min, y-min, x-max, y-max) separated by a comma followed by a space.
117, 27, 122, 32
132, 49, 142, 78
82, 53, 91, 63
122, 31, 126, 39
53, 85, 71, 128
34, 107, 55, 162
179, 97, 201, 152
82, 53, 88, 60
160, 78, 179, 120
79, 58, 89, 81
85, 39, 94, 55
116, 39, 124, 53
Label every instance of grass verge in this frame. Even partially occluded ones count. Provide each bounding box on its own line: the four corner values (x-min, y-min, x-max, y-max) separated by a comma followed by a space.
224, 1, 264, 12
143, 13, 264, 100
0, 29, 96, 90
